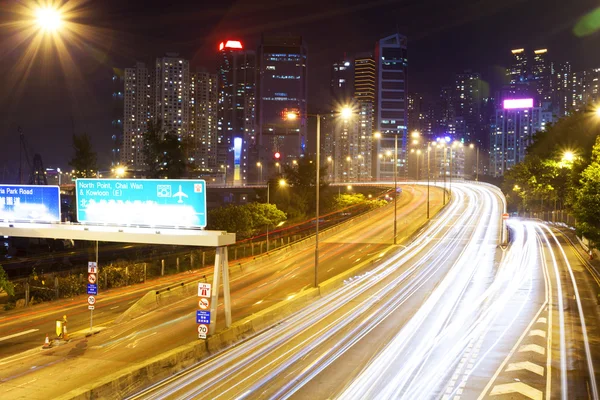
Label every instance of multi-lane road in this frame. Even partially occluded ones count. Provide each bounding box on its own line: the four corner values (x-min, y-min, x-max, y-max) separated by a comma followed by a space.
134, 182, 600, 400
0, 185, 443, 399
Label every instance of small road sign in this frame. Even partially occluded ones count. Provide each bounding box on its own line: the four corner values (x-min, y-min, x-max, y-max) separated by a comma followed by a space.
88, 305, 95, 310
87, 284, 98, 295
88, 274, 97, 284
198, 283, 211, 298
198, 298, 210, 310
197, 324, 208, 339
196, 310, 210, 324
88, 262, 98, 274
87, 295, 96, 305
502, 213, 509, 220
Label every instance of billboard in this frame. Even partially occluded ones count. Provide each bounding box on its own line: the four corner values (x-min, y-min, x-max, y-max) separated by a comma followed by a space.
503, 98, 534, 109
76, 179, 207, 228
0, 185, 60, 223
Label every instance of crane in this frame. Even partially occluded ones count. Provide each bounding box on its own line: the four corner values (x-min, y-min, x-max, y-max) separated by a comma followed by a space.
18, 127, 47, 185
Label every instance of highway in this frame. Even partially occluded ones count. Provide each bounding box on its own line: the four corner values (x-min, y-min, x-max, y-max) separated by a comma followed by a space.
0, 185, 443, 399
132, 183, 600, 400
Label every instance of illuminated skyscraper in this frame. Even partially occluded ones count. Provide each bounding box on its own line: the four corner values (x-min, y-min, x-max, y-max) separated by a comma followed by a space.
218, 40, 256, 186
154, 55, 190, 136
375, 33, 408, 180
122, 62, 152, 170
257, 34, 307, 174
191, 70, 218, 174
331, 58, 354, 105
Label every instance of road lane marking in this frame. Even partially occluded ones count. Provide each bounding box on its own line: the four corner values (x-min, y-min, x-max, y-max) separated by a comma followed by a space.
529, 329, 546, 338
490, 382, 542, 400
0, 329, 39, 342
110, 306, 120, 310
505, 361, 544, 376
518, 344, 545, 355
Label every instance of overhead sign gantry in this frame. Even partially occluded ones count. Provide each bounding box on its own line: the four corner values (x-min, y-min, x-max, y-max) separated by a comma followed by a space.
0, 179, 234, 337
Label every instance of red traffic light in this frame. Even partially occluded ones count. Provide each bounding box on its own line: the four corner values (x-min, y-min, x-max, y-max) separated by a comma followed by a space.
274, 152, 281, 159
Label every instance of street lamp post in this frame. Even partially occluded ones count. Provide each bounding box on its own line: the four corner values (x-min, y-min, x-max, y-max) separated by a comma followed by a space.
427, 146, 430, 219
256, 162, 263, 184
394, 134, 398, 245
266, 179, 286, 251
469, 143, 479, 181
287, 106, 352, 288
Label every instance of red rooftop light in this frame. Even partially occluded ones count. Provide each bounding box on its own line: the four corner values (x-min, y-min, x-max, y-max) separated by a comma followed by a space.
219, 40, 243, 51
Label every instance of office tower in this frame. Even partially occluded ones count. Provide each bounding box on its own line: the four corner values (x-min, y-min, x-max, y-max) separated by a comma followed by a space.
218, 40, 257, 185
436, 86, 455, 135
122, 62, 152, 170
531, 49, 552, 103
455, 71, 482, 142
490, 98, 552, 176
375, 33, 408, 180
583, 68, 600, 105
257, 34, 307, 175
354, 53, 377, 181
190, 70, 218, 174
154, 54, 191, 136
355, 54, 376, 104
331, 58, 354, 105
508, 48, 527, 84
111, 69, 124, 167
552, 61, 572, 117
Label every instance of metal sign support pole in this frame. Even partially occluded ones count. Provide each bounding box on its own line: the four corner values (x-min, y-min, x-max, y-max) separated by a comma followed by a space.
90, 309, 93, 333
209, 248, 222, 336
222, 248, 231, 328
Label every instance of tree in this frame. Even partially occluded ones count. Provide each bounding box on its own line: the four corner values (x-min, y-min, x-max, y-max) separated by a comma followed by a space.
143, 120, 163, 178
0, 265, 14, 296
573, 136, 600, 249
162, 132, 187, 179
206, 202, 287, 239
277, 157, 329, 220
69, 133, 97, 178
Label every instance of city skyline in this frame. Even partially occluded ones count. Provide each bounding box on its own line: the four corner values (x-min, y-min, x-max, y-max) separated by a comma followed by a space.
1, 0, 600, 173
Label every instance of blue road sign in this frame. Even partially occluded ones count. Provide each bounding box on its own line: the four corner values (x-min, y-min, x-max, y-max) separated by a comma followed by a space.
0, 185, 60, 223
75, 179, 207, 228
87, 284, 98, 295
196, 310, 211, 324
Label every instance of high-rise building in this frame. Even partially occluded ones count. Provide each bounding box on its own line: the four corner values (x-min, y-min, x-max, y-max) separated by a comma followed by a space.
436, 86, 455, 135
111, 69, 124, 167
455, 71, 482, 142
354, 54, 376, 104
531, 49, 552, 103
354, 53, 376, 181
154, 55, 191, 136
508, 48, 527, 84
331, 58, 354, 105
218, 40, 257, 186
122, 62, 152, 170
552, 61, 572, 117
375, 33, 408, 180
190, 70, 218, 174
490, 98, 552, 176
257, 34, 307, 176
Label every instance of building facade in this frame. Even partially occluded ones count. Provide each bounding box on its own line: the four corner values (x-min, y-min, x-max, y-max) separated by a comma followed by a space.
218, 40, 257, 186
257, 34, 307, 178
375, 33, 408, 180
190, 70, 219, 174
122, 62, 152, 170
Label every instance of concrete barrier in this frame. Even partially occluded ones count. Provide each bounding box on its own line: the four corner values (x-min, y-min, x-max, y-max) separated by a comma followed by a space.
115, 281, 195, 324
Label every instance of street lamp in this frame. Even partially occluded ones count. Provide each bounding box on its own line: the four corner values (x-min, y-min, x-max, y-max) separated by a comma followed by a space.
35, 6, 63, 33
562, 151, 574, 163
56, 167, 61, 185
256, 162, 263, 184
266, 179, 286, 251
469, 143, 479, 181
115, 166, 126, 178
288, 105, 354, 287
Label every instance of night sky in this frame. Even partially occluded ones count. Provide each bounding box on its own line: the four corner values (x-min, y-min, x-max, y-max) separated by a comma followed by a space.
0, 0, 599, 178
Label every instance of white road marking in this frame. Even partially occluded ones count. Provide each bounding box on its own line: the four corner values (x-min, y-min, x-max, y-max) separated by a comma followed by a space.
0, 329, 39, 342
490, 382, 542, 400
505, 361, 544, 376
110, 306, 120, 310
518, 344, 545, 355
529, 329, 546, 338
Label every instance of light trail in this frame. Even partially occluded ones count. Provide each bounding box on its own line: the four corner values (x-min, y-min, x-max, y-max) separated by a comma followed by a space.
131, 183, 504, 400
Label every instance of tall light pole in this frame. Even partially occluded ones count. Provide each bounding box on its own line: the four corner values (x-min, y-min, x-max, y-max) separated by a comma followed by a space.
394, 133, 398, 245
469, 143, 479, 181
289, 105, 353, 287
426, 146, 430, 219
256, 162, 263, 184
266, 179, 286, 251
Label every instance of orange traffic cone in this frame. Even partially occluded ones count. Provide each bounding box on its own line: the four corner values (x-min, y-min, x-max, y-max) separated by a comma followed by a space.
42, 334, 51, 349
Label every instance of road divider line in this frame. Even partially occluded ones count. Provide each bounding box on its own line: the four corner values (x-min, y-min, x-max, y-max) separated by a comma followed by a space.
0, 328, 39, 342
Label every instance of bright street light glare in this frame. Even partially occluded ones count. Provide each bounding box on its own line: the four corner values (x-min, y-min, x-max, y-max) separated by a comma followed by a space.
115, 166, 126, 176
340, 106, 353, 120
279, 179, 287, 187
411, 130, 421, 138
286, 112, 298, 121
36, 7, 63, 32
563, 151, 574, 162
595, 107, 600, 117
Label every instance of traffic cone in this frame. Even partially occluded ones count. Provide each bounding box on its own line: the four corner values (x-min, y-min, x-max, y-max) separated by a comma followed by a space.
63, 325, 68, 341
42, 334, 51, 349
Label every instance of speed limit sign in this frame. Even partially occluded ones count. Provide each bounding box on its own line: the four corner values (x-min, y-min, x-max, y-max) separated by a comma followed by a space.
197, 324, 208, 339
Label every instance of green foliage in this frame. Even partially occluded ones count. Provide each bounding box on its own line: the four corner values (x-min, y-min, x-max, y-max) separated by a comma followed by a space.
142, 120, 190, 179
207, 202, 287, 239
69, 133, 97, 178
0, 265, 14, 296
573, 136, 600, 249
